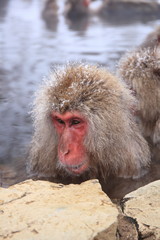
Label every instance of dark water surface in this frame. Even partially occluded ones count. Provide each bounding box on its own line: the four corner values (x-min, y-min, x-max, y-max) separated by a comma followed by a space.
0, 0, 160, 198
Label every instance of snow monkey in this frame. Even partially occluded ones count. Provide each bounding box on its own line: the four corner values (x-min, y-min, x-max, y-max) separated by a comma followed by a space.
140, 26, 160, 49
65, 0, 90, 20
28, 63, 151, 183
118, 34, 160, 162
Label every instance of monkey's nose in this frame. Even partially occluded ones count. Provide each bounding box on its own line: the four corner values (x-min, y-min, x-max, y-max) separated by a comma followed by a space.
63, 149, 70, 156
59, 146, 70, 156
59, 141, 71, 156
58, 148, 71, 164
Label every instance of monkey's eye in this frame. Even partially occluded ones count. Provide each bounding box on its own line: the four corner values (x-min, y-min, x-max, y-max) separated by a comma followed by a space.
71, 119, 81, 125
56, 118, 65, 124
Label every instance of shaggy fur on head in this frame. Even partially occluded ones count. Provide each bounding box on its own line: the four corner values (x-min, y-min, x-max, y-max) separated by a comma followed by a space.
118, 45, 160, 162
65, 0, 89, 19
28, 63, 151, 182
140, 26, 160, 49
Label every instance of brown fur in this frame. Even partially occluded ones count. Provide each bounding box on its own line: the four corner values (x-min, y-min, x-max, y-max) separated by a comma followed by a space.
141, 26, 160, 49
65, 0, 89, 20
28, 63, 151, 182
118, 43, 160, 162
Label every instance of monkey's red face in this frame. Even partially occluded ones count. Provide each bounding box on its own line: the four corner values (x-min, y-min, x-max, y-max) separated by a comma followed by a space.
82, 0, 90, 7
51, 111, 89, 175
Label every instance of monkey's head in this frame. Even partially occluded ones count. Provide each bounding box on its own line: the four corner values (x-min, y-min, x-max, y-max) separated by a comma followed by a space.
67, 0, 90, 7
28, 63, 150, 181
140, 26, 160, 49
118, 45, 160, 121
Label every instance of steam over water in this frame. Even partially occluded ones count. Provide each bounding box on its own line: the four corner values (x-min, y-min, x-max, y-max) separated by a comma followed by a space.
0, 0, 160, 197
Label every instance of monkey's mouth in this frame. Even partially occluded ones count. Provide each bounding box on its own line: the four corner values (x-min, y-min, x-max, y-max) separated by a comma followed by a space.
65, 160, 89, 175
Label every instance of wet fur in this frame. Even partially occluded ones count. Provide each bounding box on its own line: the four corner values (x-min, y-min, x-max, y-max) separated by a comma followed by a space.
118, 40, 160, 162
28, 63, 151, 182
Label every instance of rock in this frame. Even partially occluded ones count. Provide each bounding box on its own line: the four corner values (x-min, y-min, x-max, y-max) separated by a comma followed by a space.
0, 179, 118, 240
117, 214, 138, 240
123, 180, 160, 240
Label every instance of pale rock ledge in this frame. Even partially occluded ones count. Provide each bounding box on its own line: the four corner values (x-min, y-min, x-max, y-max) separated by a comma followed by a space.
0, 179, 118, 240
123, 180, 160, 240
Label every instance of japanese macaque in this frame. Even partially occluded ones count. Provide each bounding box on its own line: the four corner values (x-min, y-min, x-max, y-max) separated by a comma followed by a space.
118, 37, 160, 162
140, 26, 160, 49
65, 0, 90, 20
28, 63, 150, 183
99, 0, 160, 24
42, 0, 58, 31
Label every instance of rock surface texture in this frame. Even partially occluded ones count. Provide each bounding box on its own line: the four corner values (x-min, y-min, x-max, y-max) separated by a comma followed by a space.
123, 180, 160, 240
0, 179, 160, 240
0, 179, 118, 240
